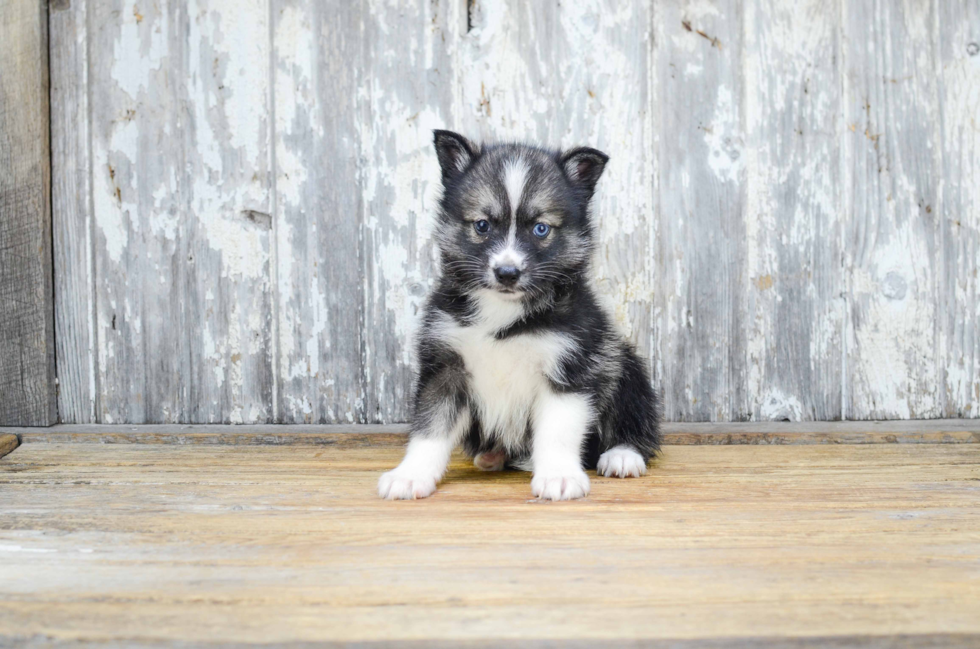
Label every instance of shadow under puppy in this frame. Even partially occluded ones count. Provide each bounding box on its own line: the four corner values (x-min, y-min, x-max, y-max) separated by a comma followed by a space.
379, 130, 661, 501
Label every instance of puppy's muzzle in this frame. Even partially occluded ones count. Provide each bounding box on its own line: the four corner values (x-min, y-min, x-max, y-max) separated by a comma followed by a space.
493, 266, 521, 286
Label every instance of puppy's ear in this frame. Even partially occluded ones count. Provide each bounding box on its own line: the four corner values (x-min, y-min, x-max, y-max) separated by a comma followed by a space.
560, 147, 609, 197
433, 130, 477, 182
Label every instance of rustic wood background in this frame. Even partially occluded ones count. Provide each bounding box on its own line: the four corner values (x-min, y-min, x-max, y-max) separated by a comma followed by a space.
1, 0, 57, 426
48, 0, 979, 424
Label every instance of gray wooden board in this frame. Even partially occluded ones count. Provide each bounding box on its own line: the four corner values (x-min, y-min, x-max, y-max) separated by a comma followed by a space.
842, 0, 944, 419
50, 0, 96, 424
0, 0, 57, 426
655, 0, 746, 421
47, 0, 980, 423
937, 1, 980, 418
741, 0, 844, 421
6, 420, 980, 447
273, 0, 365, 424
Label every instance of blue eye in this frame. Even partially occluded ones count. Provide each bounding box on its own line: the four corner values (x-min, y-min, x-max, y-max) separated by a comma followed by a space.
532, 223, 551, 238
474, 220, 491, 234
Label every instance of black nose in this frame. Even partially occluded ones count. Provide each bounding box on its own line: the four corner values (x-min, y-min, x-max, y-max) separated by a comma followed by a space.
494, 266, 521, 285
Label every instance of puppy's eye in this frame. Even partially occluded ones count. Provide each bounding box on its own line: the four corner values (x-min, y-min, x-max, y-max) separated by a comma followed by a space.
532, 223, 551, 238
474, 220, 491, 235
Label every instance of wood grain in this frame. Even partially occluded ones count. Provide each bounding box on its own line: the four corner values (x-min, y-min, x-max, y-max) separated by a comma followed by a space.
357, 0, 459, 424
273, 0, 366, 424
46, 0, 980, 424
50, 0, 97, 423
1, 442, 978, 645
0, 0, 57, 426
6, 421, 979, 446
655, 0, 746, 421
741, 0, 843, 421
937, 1, 980, 418
842, 0, 944, 419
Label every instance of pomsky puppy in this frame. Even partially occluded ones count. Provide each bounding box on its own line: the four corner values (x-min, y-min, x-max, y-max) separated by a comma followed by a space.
378, 130, 661, 501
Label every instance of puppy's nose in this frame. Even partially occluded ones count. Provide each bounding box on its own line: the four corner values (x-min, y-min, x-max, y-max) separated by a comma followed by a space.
494, 265, 521, 285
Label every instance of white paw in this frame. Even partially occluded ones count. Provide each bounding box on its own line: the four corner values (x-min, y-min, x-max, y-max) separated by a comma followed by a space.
474, 450, 507, 471
378, 470, 438, 500
597, 445, 647, 478
531, 469, 590, 501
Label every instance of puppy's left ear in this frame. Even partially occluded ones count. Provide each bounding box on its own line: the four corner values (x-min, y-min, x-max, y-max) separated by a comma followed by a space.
560, 147, 609, 197
434, 130, 478, 183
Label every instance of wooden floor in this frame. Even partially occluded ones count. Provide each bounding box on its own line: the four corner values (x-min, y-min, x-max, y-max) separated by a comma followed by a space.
1, 431, 979, 647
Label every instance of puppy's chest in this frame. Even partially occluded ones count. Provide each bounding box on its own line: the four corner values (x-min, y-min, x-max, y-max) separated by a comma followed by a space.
441, 322, 567, 442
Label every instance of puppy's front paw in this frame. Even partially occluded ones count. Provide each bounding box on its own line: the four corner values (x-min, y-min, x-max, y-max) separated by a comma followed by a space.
597, 445, 647, 478
378, 470, 437, 500
531, 469, 590, 501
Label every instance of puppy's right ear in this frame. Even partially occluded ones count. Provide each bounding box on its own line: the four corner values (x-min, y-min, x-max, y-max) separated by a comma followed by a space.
433, 130, 477, 182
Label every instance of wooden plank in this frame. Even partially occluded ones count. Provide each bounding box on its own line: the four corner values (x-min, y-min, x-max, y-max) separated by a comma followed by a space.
7, 420, 979, 446
358, 0, 459, 423
459, 0, 657, 373
50, 0, 97, 423
1, 443, 978, 645
178, 0, 275, 423
654, 0, 746, 421
842, 0, 944, 419
741, 0, 844, 420
85, 0, 275, 423
0, 0, 57, 426
5, 637, 980, 649
86, 0, 185, 423
937, 1, 980, 418
0, 433, 18, 458
272, 0, 366, 423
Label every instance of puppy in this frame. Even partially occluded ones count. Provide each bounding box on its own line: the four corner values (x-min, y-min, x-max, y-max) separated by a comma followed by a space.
378, 130, 661, 501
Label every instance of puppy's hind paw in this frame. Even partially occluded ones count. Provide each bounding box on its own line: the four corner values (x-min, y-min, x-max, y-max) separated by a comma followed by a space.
474, 449, 507, 471
378, 470, 437, 500
531, 469, 590, 501
597, 445, 647, 478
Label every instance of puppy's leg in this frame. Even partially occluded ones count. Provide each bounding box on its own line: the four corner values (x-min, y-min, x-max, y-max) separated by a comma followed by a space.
378, 406, 469, 500
597, 444, 647, 478
530, 392, 592, 501
597, 350, 661, 478
474, 449, 507, 471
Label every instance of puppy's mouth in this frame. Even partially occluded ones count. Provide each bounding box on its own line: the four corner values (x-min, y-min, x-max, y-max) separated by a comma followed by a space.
492, 285, 524, 298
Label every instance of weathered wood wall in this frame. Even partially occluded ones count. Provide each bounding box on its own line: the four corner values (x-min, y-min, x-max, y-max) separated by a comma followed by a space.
1, 0, 57, 426
49, 0, 980, 424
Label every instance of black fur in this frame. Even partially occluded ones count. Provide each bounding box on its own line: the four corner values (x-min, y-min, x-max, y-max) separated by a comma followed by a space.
412, 130, 661, 471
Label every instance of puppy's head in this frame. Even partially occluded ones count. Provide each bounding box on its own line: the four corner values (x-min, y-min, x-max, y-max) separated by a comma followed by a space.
432, 130, 607, 301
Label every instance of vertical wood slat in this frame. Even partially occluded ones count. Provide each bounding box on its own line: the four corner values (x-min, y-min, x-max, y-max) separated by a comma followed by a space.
70, 0, 275, 423
51, 0, 96, 423
45, 0, 980, 423
0, 0, 57, 426
937, 1, 980, 417
358, 0, 460, 423
180, 0, 275, 423
843, 0, 944, 419
273, 0, 365, 423
655, 0, 745, 421
86, 0, 183, 423
741, 0, 844, 421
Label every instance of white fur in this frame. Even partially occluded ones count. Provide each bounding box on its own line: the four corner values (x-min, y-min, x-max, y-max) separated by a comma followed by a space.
378, 408, 470, 500
490, 158, 529, 271
530, 391, 593, 501
432, 290, 572, 453
597, 445, 647, 478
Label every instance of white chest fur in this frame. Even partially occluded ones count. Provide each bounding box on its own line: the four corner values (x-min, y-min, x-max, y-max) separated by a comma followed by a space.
432, 292, 570, 451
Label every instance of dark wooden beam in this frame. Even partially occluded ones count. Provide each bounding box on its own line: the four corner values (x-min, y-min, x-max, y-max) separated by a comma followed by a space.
0, 0, 57, 426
